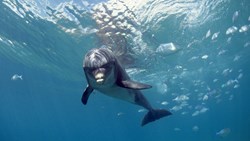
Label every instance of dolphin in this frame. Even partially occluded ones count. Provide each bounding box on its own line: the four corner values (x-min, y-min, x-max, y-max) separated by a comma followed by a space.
82, 47, 172, 126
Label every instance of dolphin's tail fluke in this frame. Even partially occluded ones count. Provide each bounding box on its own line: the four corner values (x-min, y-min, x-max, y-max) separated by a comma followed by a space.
141, 109, 172, 126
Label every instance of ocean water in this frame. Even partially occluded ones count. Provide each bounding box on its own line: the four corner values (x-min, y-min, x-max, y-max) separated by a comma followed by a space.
0, 0, 250, 141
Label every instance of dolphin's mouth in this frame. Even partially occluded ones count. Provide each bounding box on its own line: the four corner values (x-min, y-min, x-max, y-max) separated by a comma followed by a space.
95, 73, 105, 84
96, 78, 104, 84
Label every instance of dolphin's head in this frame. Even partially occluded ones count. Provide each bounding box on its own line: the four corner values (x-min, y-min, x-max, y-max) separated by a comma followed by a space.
83, 48, 117, 88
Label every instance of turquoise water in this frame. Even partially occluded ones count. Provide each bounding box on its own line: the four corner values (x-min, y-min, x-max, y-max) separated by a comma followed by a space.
0, 0, 250, 140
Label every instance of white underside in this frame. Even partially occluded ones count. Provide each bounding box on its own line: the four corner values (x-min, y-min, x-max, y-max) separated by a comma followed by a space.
97, 85, 136, 103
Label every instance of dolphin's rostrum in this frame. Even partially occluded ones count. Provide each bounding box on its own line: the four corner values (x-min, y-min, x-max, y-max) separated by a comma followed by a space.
82, 47, 172, 126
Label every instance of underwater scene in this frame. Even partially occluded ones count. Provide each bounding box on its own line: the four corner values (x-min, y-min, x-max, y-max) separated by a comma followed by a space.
0, 0, 250, 141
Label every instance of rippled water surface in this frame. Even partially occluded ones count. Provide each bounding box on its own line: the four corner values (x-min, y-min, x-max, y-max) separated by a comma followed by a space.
0, 0, 250, 141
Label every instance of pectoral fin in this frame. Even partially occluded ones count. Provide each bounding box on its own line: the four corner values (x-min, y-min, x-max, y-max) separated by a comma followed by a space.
117, 80, 152, 90
82, 85, 94, 105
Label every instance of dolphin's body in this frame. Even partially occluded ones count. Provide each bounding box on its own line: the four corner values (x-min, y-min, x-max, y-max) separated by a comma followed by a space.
82, 47, 172, 126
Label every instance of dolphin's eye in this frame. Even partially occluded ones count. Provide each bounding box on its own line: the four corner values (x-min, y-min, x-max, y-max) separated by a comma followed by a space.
83, 67, 95, 73
101, 61, 115, 70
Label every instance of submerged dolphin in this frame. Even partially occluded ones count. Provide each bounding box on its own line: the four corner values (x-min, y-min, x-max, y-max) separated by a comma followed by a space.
82, 47, 172, 126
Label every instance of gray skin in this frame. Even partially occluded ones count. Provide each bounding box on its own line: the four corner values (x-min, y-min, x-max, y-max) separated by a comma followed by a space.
82, 47, 172, 126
